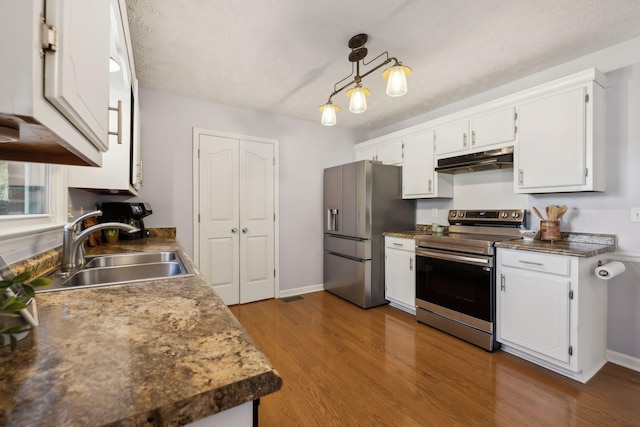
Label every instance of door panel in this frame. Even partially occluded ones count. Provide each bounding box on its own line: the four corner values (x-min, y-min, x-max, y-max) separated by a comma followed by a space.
240, 140, 275, 303
45, 0, 110, 151
323, 165, 343, 234
199, 135, 240, 305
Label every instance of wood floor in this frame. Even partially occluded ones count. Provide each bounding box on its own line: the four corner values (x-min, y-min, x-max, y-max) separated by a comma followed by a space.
230, 291, 640, 426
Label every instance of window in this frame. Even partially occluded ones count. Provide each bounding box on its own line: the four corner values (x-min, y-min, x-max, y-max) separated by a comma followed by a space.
0, 162, 47, 216
0, 161, 67, 239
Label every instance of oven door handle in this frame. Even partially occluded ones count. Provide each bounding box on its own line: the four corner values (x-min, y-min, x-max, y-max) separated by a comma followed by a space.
416, 249, 492, 267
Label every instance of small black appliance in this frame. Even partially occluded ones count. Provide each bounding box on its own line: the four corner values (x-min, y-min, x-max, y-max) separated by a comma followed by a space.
99, 202, 153, 239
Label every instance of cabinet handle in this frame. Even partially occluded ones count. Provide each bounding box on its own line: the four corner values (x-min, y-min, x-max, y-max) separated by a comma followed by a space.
518, 260, 544, 266
518, 169, 524, 186
392, 242, 404, 247
471, 131, 476, 145
409, 258, 413, 271
108, 100, 123, 144
231, 227, 238, 233
500, 273, 505, 291
428, 179, 432, 192
463, 132, 467, 147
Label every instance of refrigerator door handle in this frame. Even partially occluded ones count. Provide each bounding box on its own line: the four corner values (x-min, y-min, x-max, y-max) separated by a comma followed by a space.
327, 208, 339, 232
325, 250, 367, 263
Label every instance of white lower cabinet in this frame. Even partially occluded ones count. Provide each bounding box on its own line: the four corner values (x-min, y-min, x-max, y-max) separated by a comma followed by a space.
384, 236, 416, 315
496, 248, 608, 383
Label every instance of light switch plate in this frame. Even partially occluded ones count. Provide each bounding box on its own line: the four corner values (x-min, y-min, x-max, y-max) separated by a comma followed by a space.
631, 207, 640, 223
431, 208, 438, 217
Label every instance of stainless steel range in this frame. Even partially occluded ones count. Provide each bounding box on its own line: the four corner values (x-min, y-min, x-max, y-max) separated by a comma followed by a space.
415, 209, 526, 351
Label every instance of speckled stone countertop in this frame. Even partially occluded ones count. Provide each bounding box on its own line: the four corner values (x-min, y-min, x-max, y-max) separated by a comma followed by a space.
384, 226, 616, 258
383, 224, 447, 239
495, 232, 617, 257
0, 236, 282, 426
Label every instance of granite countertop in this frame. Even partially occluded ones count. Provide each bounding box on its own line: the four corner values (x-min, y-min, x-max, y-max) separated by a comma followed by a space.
384, 226, 616, 258
495, 232, 617, 257
0, 237, 282, 426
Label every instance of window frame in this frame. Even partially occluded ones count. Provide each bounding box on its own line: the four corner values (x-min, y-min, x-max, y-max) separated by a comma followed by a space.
0, 164, 67, 245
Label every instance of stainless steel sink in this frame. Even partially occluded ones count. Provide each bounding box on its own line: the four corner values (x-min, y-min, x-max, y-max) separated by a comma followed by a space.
61, 262, 185, 288
39, 251, 195, 292
84, 251, 177, 268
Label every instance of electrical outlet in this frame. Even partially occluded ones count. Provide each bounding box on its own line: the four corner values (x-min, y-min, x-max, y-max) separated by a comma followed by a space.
631, 207, 640, 223
431, 208, 438, 217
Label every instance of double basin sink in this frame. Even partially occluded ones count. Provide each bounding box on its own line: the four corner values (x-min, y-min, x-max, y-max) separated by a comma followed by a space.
40, 251, 195, 292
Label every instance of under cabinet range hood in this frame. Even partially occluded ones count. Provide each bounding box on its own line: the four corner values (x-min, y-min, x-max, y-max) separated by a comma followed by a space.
435, 146, 514, 174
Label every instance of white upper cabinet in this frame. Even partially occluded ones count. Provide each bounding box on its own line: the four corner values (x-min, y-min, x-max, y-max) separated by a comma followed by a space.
515, 70, 605, 193
434, 107, 516, 157
402, 130, 452, 199
44, 0, 110, 153
355, 138, 403, 165
433, 120, 469, 156
0, 0, 110, 166
470, 107, 517, 149
68, 0, 141, 194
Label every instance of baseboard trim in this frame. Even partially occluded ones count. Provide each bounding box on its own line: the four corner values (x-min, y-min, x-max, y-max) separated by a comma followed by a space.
279, 284, 324, 298
607, 350, 640, 373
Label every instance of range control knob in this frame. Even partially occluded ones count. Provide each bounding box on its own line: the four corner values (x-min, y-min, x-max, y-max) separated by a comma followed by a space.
458, 212, 465, 218
450, 212, 457, 218
501, 212, 509, 219
512, 212, 521, 219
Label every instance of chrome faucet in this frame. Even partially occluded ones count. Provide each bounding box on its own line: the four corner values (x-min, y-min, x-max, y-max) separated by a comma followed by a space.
60, 210, 140, 276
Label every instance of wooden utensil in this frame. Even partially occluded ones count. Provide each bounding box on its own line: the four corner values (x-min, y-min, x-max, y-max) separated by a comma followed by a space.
556, 205, 568, 220
532, 206, 545, 221
548, 205, 558, 221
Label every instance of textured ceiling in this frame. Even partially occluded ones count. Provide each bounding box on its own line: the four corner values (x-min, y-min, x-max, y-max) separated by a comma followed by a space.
126, 0, 640, 131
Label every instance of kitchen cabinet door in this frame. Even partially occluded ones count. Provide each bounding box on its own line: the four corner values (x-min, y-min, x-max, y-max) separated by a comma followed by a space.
498, 269, 571, 364
375, 139, 403, 165
385, 237, 416, 315
68, 0, 140, 194
516, 87, 587, 191
515, 73, 605, 194
469, 107, 516, 149
355, 139, 403, 165
44, 0, 110, 152
402, 130, 453, 199
434, 120, 469, 156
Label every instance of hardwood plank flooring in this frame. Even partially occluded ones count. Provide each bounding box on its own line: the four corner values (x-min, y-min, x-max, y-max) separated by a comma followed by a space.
230, 291, 640, 426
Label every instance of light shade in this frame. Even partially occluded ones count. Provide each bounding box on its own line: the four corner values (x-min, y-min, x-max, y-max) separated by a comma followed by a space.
319, 103, 339, 126
346, 85, 370, 114
383, 65, 412, 97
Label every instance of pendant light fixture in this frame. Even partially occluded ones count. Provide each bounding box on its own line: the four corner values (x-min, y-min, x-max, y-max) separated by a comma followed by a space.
319, 34, 411, 126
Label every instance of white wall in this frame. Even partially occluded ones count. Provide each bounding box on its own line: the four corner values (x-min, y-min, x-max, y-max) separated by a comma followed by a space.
370, 38, 640, 360
132, 90, 363, 293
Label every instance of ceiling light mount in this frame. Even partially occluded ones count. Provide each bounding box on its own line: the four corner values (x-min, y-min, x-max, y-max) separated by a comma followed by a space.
319, 33, 411, 126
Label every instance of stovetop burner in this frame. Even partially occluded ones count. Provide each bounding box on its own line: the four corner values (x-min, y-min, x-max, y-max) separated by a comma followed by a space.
416, 209, 526, 256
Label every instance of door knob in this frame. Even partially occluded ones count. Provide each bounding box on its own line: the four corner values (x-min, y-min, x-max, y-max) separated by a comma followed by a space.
242, 227, 249, 233
231, 227, 238, 233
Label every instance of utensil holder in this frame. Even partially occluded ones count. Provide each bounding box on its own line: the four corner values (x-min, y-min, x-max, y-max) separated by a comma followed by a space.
540, 220, 560, 241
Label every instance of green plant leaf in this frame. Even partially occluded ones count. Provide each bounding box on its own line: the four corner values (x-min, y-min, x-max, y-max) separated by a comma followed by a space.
22, 285, 35, 298
0, 280, 13, 289
11, 271, 32, 283
29, 277, 52, 288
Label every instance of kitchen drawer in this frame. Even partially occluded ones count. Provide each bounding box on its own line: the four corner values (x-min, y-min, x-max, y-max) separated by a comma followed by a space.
500, 249, 570, 276
385, 236, 415, 251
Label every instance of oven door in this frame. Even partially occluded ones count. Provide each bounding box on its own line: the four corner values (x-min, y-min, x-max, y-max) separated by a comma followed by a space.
415, 248, 494, 331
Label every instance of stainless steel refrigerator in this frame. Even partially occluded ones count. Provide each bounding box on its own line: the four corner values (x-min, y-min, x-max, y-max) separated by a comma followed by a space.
323, 160, 415, 308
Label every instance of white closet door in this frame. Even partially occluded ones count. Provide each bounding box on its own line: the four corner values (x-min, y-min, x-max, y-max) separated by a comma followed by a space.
198, 134, 275, 305
239, 140, 275, 303
199, 135, 240, 305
